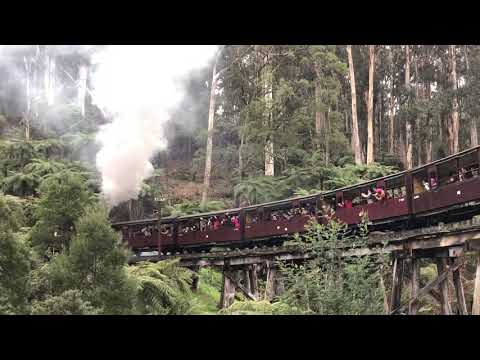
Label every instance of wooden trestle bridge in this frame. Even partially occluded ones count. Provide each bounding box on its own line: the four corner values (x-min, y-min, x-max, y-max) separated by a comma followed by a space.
129, 218, 480, 314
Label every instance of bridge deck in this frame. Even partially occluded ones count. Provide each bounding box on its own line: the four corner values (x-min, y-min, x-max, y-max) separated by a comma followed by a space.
129, 219, 480, 268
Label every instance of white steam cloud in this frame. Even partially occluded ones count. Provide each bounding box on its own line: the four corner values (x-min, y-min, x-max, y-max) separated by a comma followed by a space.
90, 45, 218, 207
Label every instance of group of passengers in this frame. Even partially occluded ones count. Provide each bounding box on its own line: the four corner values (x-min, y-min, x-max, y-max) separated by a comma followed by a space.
179, 214, 241, 234
140, 225, 156, 237
163, 205, 319, 235
422, 165, 479, 192
336, 186, 387, 209
268, 204, 316, 222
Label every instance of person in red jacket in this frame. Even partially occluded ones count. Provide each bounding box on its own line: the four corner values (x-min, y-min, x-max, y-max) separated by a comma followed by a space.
374, 187, 386, 201
231, 216, 240, 231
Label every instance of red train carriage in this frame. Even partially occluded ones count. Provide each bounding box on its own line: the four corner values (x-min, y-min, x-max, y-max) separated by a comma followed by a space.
112, 146, 480, 254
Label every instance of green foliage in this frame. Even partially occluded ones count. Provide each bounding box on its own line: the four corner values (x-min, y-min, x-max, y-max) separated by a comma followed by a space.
66, 205, 136, 314
219, 300, 302, 315
164, 199, 227, 217
234, 176, 289, 205
0, 141, 36, 177
2, 171, 38, 196
31, 205, 136, 314
188, 267, 223, 314
31, 290, 100, 315
323, 163, 397, 189
234, 162, 397, 206
29, 170, 95, 254
128, 259, 193, 315
278, 218, 384, 315
0, 194, 31, 314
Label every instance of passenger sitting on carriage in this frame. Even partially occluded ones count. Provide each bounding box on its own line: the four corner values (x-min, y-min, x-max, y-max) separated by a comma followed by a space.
283, 210, 294, 221
321, 204, 335, 220
374, 187, 386, 201
160, 225, 169, 235
231, 216, 240, 231
345, 199, 353, 208
361, 187, 375, 204
459, 167, 466, 182
448, 172, 457, 184
422, 180, 430, 191
430, 176, 438, 190
200, 218, 207, 231
472, 166, 479, 177
212, 216, 221, 230
337, 201, 344, 208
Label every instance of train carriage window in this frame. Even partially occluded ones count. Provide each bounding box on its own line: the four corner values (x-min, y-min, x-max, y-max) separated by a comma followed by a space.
160, 224, 173, 236
459, 150, 479, 179
245, 209, 259, 225
300, 198, 318, 215
437, 158, 458, 186
385, 176, 406, 199
412, 169, 430, 194
342, 189, 356, 208
324, 196, 336, 210
357, 184, 376, 204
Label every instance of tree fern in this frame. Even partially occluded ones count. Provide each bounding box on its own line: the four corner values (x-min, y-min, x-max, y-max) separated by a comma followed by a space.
234, 176, 289, 205
127, 259, 193, 315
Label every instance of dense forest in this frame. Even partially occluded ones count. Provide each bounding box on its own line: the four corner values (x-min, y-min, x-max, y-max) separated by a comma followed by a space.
1, 45, 479, 315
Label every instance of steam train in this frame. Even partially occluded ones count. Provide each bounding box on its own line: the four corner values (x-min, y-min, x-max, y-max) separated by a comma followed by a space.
112, 146, 480, 255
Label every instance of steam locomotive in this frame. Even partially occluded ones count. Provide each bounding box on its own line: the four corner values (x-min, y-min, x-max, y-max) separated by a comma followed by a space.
112, 146, 480, 255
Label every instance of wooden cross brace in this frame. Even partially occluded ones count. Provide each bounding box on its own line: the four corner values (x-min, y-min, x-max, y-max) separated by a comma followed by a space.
390, 260, 464, 315
224, 271, 258, 301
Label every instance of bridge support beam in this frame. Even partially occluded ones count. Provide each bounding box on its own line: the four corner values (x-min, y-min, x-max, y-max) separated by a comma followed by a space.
219, 269, 236, 309
249, 265, 259, 299
243, 269, 251, 294
409, 258, 420, 315
265, 263, 277, 301
436, 258, 452, 315
264, 262, 285, 301
451, 258, 468, 315
473, 253, 480, 315
390, 257, 404, 313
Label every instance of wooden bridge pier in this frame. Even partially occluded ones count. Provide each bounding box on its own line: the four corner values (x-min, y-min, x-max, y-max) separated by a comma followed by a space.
218, 261, 284, 309
388, 248, 480, 315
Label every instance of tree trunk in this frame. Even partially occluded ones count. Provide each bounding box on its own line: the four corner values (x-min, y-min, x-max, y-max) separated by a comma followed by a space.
449, 45, 460, 154
414, 50, 422, 166
78, 64, 88, 117
325, 108, 330, 165
43, 51, 56, 107
200, 53, 220, 208
377, 90, 383, 160
238, 128, 245, 180
346, 45, 363, 165
388, 46, 395, 155
389, 91, 395, 154
405, 45, 413, 169
263, 52, 274, 176
465, 45, 478, 148
23, 56, 31, 141
425, 79, 433, 162
367, 45, 375, 164
315, 79, 325, 151
315, 80, 325, 137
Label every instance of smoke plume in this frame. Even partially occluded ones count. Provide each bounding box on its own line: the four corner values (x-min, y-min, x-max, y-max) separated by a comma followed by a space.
90, 45, 217, 207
